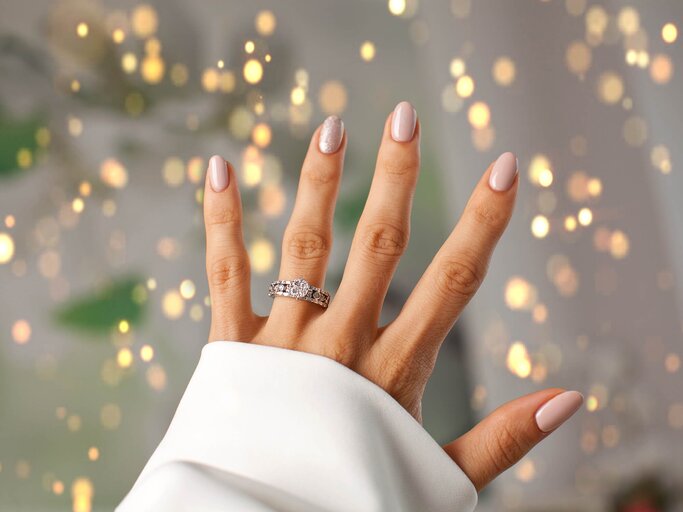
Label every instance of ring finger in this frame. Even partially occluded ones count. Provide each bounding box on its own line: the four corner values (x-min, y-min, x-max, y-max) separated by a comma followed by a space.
268, 116, 346, 330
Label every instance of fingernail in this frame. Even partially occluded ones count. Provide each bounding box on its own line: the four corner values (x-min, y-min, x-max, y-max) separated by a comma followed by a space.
535, 391, 584, 433
319, 115, 344, 154
489, 151, 518, 191
209, 155, 229, 192
391, 101, 417, 142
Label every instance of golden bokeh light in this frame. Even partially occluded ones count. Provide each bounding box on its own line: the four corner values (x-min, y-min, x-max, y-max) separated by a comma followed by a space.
564, 215, 578, 232
596, 72, 624, 104
140, 344, 155, 362
662, 23, 678, 44
515, 459, 536, 482
131, 4, 158, 38
492, 56, 516, 86
538, 168, 553, 188
252, 123, 272, 148
467, 101, 490, 129
112, 28, 125, 44
118, 319, 129, 334
141, 55, 165, 84
505, 277, 537, 311
250, 238, 275, 274
360, 41, 376, 62
585, 5, 608, 35
186, 157, 204, 183
507, 341, 532, 379
162, 290, 185, 319
76, 22, 89, 38
566, 40, 592, 75
531, 215, 550, 238
100, 403, 121, 430
455, 75, 474, 98
0, 232, 15, 264
88, 447, 99, 461
163, 157, 185, 187
255, 10, 277, 36
609, 230, 629, 259
100, 158, 128, 189
12, 319, 31, 344
577, 207, 593, 226
179, 279, 196, 300
665, 353, 681, 373
243, 59, 264, 84
471, 126, 495, 152
116, 348, 133, 369
388, 0, 406, 16
449, 58, 466, 78
617, 7, 640, 36
651, 145, 672, 174
650, 54, 673, 84
319, 80, 348, 115
242, 145, 264, 187
121, 52, 138, 74
528, 154, 552, 186
259, 184, 286, 217
566, 0, 586, 16
71, 477, 93, 512
147, 364, 167, 391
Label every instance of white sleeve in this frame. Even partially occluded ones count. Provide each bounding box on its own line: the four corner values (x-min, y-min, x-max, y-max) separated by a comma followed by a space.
117, 341, 477, 512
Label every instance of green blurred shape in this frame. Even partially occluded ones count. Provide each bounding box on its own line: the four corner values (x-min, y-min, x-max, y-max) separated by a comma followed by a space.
55, 276, 147, 334
0, 113, 41, 177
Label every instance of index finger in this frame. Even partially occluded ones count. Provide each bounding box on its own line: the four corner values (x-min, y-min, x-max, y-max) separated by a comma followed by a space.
377, 152, 518, 358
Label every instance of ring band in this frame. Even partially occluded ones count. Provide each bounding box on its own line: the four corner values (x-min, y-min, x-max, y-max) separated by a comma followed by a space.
268, 278, 330, 309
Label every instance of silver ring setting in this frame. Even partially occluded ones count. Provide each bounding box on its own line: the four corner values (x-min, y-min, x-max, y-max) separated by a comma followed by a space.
268, 278, 330, 309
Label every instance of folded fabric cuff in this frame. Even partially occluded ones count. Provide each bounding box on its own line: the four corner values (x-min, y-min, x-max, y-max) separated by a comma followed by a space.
120, 341, 477, 512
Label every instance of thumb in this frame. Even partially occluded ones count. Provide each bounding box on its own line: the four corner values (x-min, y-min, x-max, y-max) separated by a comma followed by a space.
443, 389, 583, 491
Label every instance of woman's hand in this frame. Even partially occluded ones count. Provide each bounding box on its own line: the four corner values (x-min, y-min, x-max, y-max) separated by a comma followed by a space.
202, 101, 582, 491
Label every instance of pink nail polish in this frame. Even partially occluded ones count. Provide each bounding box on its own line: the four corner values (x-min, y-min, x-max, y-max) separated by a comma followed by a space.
319, 115, 344, 154
489, 152, 518, 191
209, 155, 229, 192
391, 101, 417, 142
535, 391, 584, 433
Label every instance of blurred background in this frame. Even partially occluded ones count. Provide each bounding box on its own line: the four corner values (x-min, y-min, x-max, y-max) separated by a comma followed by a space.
1, 0, 682, 510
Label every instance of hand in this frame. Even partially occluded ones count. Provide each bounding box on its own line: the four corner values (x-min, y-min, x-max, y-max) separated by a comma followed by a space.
202, 101, 583, 490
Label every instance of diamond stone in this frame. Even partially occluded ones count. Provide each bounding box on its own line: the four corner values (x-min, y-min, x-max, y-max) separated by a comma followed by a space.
290, 278, 310, 299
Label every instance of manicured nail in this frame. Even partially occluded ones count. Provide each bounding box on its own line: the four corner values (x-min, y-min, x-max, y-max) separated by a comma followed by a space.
391, 101, 417, 142
209, 155, 229, 192
489, 151, 518, 191
319, 115, 344, 154
535, 391, 584, 433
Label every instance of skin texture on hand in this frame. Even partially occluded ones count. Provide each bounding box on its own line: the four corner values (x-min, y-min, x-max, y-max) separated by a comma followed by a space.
202, 101, 582, 491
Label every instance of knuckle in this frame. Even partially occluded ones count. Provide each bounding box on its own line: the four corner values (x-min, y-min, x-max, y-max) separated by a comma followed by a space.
469, 201, 507, 231
205, 206, 241, 227
375, 345, 432, 399
302, 164, 339, 186
207, 255, 248, 291
484, 418, 528, 473
435, 256, 485, 302
381, 154, 419, 181
285, 229, 329, 262
360, 222, 408, 261
321, 341, 357, 367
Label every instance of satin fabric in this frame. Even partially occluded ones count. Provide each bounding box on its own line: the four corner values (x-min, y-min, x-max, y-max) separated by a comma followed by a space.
117, 341, 477, 511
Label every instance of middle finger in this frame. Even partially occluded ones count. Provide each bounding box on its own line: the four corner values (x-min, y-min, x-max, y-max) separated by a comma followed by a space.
331, 101, 420, 328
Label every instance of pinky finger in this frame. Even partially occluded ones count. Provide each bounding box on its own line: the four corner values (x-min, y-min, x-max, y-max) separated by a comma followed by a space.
203, 155, 257, 341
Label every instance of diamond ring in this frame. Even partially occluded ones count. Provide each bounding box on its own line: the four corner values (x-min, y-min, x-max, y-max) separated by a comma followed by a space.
268, 278, 330, 309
